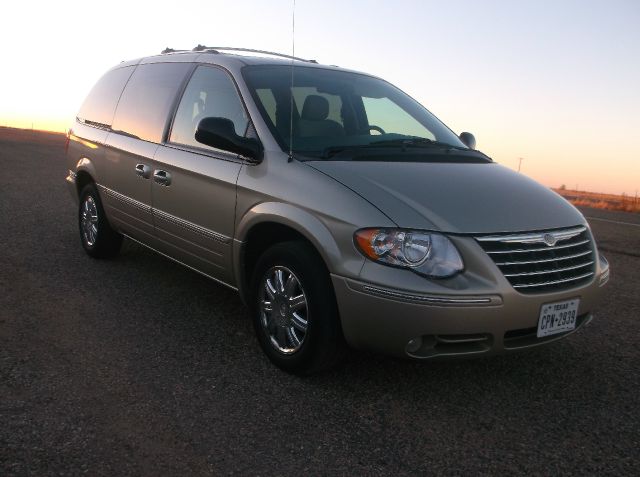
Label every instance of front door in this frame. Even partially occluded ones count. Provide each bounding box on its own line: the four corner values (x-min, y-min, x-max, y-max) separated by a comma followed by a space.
151, 65, 251, 286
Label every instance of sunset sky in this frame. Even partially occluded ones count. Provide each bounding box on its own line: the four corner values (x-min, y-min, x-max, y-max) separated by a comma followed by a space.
1, 0, 638, 195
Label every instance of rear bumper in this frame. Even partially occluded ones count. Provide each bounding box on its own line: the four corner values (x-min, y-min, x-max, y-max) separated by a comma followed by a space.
331, 272, 606, 359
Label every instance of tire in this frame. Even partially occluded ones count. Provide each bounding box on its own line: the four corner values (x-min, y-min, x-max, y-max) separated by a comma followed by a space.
78, 183, 122, 258
250, 241, 346, 375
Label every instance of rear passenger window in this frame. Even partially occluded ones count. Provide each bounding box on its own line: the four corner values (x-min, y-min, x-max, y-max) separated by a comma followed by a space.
170, 66, 249, 149
112, 62, 192, 143
76, 66, 134, 127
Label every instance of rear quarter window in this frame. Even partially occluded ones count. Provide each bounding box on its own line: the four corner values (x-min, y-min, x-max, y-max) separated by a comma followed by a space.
77, 66, 134, 127
111, 62, 192, 143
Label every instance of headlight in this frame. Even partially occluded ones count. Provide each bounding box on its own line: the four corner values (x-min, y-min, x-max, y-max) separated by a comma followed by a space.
354, 228, 464, 278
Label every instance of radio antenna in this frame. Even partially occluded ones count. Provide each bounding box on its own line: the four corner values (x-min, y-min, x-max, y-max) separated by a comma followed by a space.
288, 0, 296, 162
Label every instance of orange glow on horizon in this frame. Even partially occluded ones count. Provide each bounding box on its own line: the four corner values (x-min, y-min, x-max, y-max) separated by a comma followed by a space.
0, 117, 70, 134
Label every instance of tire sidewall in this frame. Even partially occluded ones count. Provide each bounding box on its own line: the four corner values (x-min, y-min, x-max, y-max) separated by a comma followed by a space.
250, 242, 337, 374
78, 183, 120, 257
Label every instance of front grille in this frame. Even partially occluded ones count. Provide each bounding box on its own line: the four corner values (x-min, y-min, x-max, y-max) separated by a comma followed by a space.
476, 226, 595, 293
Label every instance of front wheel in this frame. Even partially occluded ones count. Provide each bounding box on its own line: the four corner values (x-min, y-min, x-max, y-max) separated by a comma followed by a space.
250, 241, 346, 375
79, 183, 122, 258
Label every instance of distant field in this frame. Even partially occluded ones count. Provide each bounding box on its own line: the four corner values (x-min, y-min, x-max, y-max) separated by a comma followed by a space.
0, 126, 65, 145
554, 188, 640, 214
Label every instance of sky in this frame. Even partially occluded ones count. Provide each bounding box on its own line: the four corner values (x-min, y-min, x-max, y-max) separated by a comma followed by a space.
1, 0, 638, 195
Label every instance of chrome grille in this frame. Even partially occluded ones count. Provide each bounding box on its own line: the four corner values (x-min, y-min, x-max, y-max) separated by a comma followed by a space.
476, 226, 595, 293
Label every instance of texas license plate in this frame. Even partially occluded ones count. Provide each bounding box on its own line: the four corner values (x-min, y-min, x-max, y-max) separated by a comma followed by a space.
537, 298, 580, 338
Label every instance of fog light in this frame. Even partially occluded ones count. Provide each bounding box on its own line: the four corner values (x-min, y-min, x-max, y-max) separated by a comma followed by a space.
406, 337, 423, 353
599, 269, 610, 287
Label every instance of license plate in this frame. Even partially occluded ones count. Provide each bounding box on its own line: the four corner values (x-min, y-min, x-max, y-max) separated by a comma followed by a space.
537, 298, 580, 338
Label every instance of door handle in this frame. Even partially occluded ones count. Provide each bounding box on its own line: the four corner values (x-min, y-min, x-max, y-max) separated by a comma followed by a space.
135, 163, 151, 179
153, 169, 172, 186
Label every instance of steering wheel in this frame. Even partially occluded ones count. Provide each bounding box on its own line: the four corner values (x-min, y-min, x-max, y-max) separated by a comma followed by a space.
369, 125, 386, 135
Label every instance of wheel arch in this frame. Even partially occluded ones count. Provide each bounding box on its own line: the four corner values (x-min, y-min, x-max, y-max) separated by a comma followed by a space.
234, 202, 344, 304
74, 158, 99, 197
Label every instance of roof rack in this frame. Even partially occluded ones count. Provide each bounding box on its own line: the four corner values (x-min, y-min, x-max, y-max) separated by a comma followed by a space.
161, 45, 317, 63
161, 47, 184, 54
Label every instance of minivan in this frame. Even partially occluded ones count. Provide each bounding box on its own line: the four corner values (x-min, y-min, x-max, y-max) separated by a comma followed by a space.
66, 46, 609, 374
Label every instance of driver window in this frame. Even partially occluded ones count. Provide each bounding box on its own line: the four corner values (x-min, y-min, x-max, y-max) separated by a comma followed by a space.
362, 96, 435, 139
170, 66, 249, 149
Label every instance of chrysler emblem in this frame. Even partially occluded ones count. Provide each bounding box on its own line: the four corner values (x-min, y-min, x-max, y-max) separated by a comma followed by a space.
543, 233, 558, 246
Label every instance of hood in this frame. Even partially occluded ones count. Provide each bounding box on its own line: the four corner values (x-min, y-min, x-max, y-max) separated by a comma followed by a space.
308, 161, 586, 234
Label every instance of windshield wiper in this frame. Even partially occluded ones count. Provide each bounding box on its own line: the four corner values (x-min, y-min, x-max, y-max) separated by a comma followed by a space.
320, 138, 466, 159
320, 143, 401, 159
371, 138, 466, 150
319, 138, 477, 159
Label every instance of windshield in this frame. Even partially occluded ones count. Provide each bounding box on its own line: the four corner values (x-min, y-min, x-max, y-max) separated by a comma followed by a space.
242, 65, 470, 160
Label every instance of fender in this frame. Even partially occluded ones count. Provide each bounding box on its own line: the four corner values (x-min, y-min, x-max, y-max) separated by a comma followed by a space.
64, 156, 99, 205
75, 157, 99, 182
66, 123, 109, 193
233, 201, 357, 303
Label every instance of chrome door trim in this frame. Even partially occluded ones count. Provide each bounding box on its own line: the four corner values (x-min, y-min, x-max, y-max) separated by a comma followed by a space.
98, 184, 152, 214
153, 209, 231, 244
97, 184, 231, 245
162, 142, 246, 165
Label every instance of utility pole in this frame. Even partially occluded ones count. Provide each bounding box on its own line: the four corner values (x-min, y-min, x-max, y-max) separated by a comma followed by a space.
517, 157, 524, 172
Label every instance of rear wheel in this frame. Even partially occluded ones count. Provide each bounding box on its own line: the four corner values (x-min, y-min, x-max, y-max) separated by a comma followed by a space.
79, 183, 122, 258
250, 241, 346, 374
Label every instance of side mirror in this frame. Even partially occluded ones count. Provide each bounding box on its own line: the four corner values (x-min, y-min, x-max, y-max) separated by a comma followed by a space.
195, 117, 263, 162
459, 132, 476, 149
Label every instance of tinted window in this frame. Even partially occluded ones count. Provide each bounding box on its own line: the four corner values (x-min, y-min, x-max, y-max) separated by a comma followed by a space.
170, 66, 249, 148
112, 62, 191, 143
243, 65, 467, 158
362, 97, 435, 140
292, 86, 343, 125
256, 88, 276, 125
77, 66, 134, 127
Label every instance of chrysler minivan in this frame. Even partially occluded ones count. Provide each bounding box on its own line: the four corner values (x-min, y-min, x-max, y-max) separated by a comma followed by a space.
66, 46, 609, 374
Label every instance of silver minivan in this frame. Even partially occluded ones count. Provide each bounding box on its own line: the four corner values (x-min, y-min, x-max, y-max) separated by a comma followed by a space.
66, 46, 609, 374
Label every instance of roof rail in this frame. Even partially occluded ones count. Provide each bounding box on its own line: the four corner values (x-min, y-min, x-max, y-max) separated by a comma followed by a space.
161, 47, 187, 54
180, 45, 317, 63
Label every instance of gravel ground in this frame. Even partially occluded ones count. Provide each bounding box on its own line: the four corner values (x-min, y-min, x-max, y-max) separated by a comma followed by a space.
1, 129, 639, 476
578, 207, 640, 258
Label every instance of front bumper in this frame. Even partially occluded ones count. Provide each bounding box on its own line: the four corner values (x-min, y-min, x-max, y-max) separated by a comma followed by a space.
331, 236, 609, 359
332, 275, 603, 358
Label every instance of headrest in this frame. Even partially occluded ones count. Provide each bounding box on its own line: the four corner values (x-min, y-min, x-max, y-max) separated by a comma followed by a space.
301, 95, 329, 121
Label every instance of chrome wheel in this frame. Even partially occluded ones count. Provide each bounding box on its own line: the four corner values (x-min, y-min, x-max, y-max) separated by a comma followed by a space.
80, 195, 99, 247
259, 266, 309, 354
